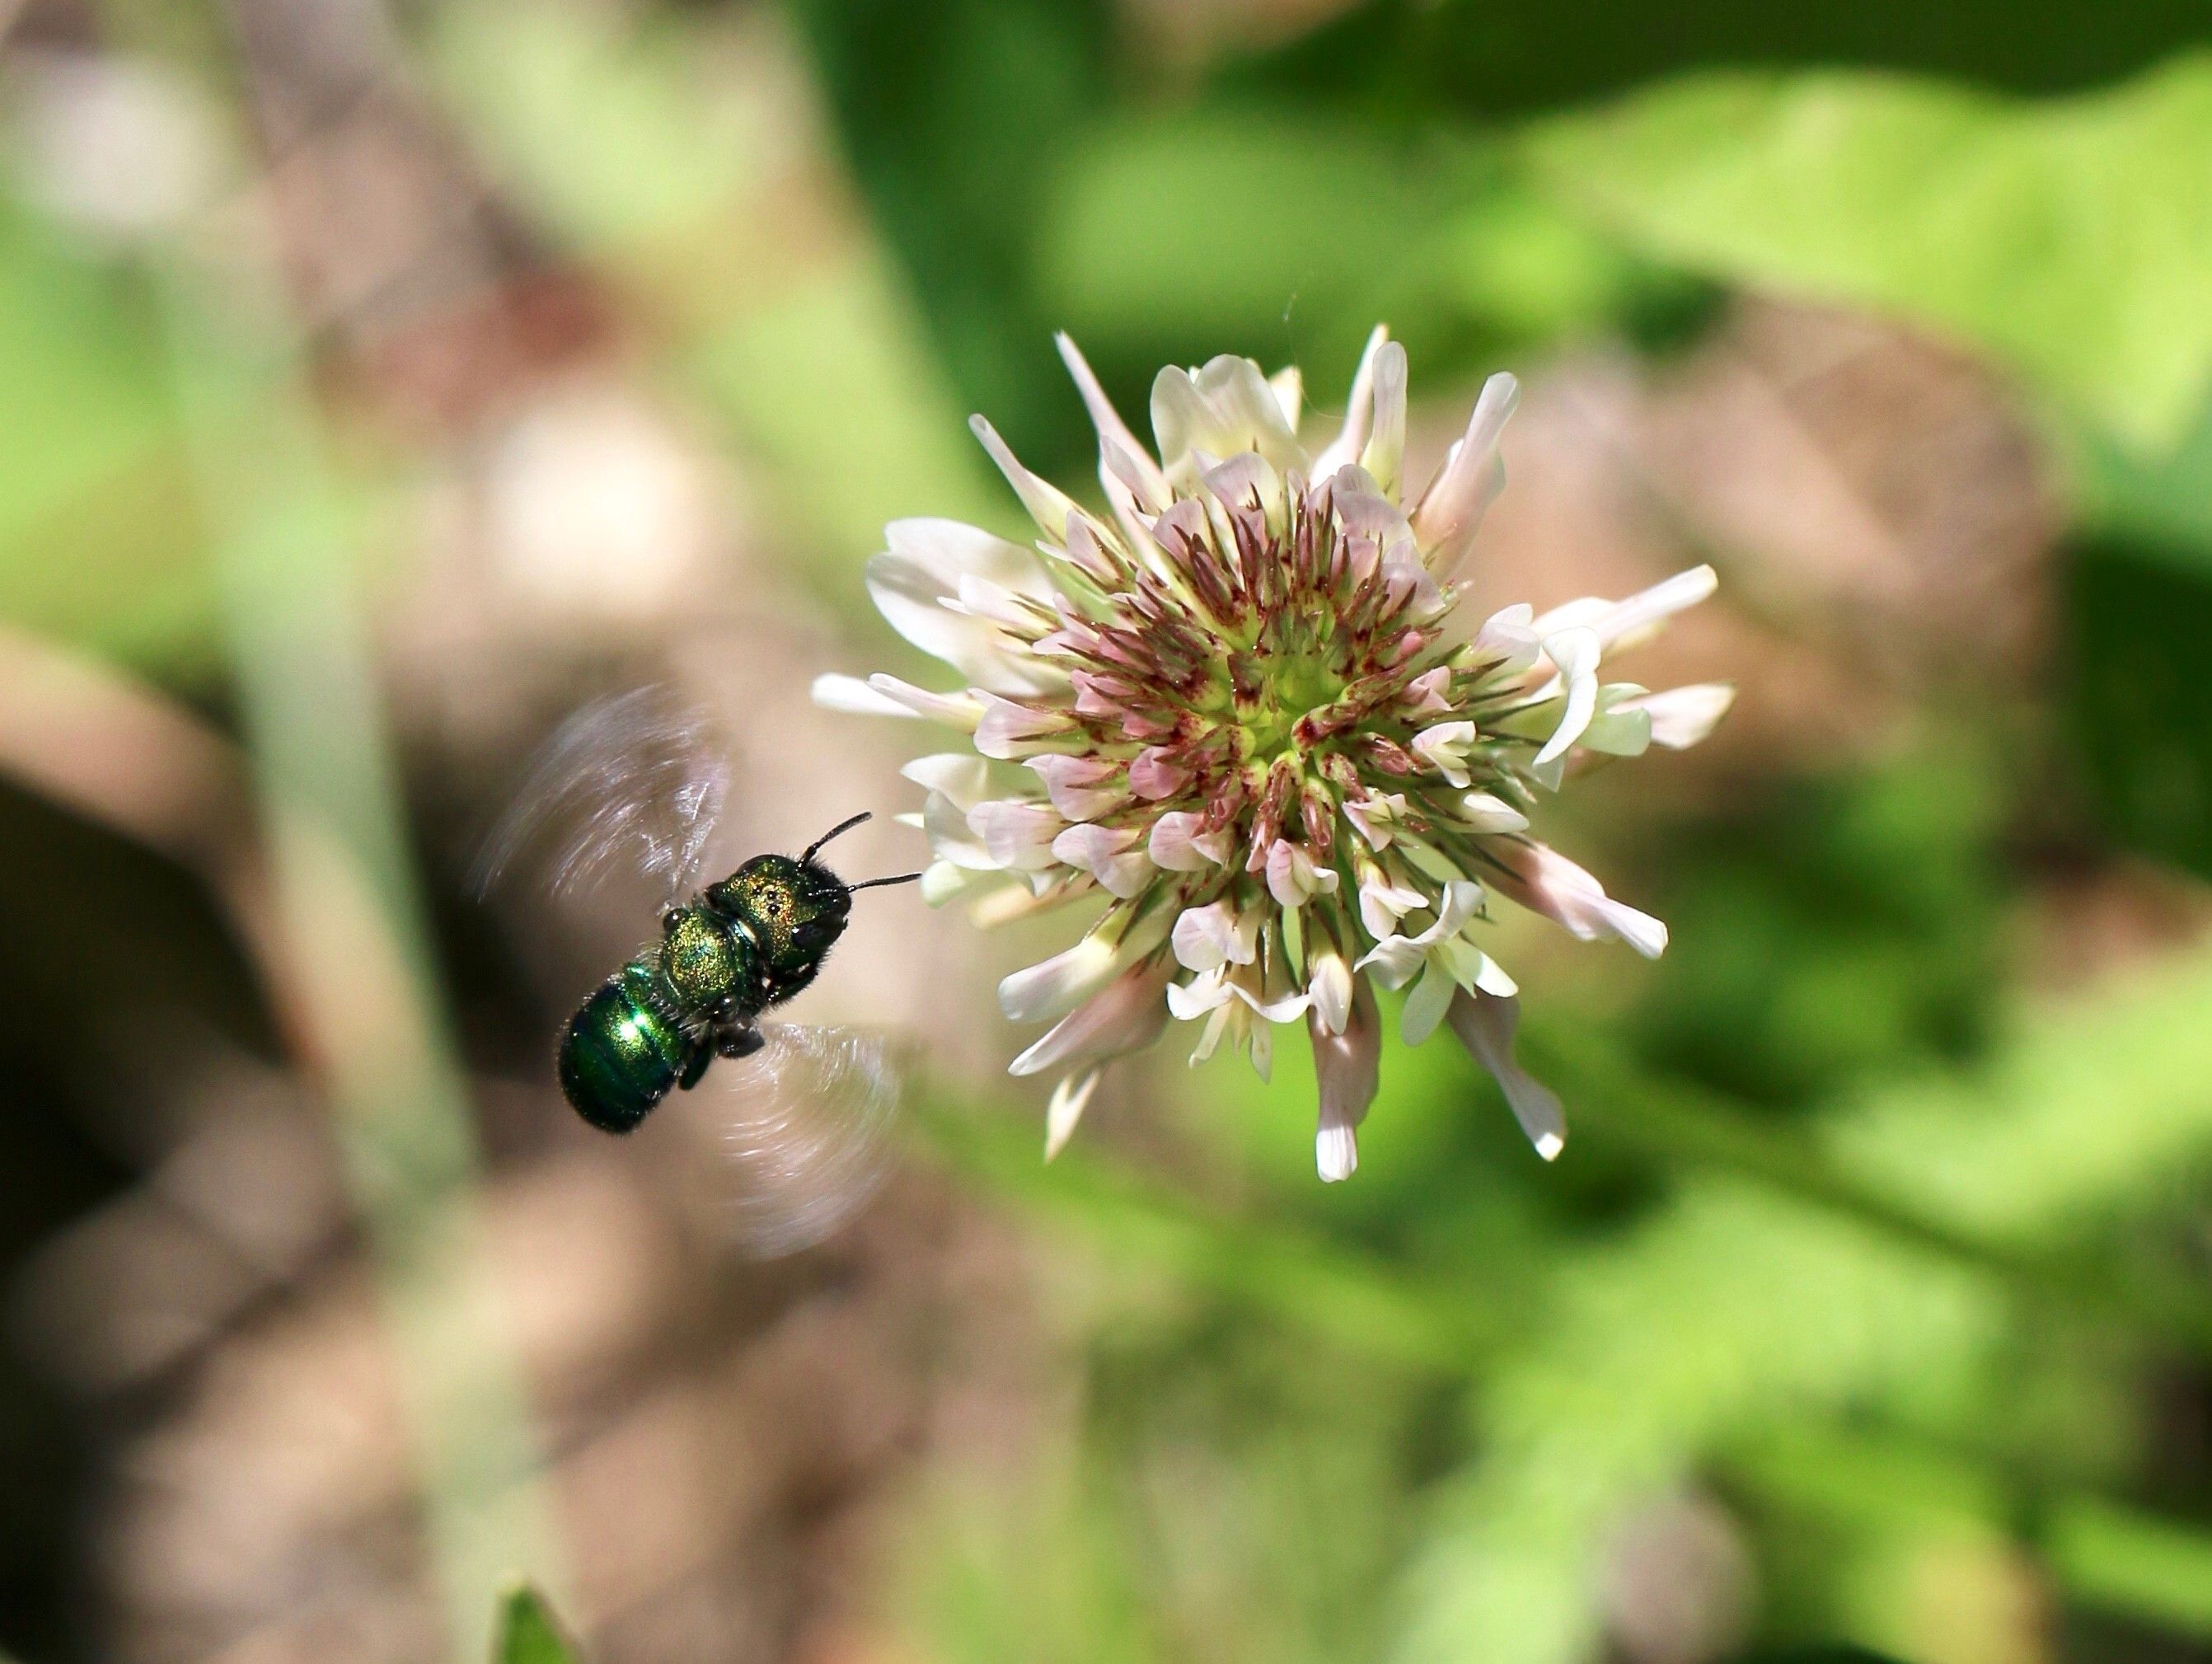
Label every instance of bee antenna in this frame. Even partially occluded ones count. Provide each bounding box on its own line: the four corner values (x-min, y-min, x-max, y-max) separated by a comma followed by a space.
802, 811, 873, 864
847, 870, 925, 893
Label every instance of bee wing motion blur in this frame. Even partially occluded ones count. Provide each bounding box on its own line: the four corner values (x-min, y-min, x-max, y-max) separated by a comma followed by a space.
678, 1022, 906, 1258
471, 685, 735, 908
474, 687, 921, 1255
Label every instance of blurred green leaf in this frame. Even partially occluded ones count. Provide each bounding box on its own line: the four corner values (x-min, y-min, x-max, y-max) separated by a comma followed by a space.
1233, 0, 2209, 119
791, 0, 1113, 466
1391, 1181, 1997, 1664
493, 1583, 579, 1664
1035, 111, 1435, 375
2064, 527, 2212, 880
1627, 755, 2002, 1108
2047, 1493, 2212, 1634
0, 205, 211, 663
1826, 942, 2212, 1246
1525, 54, 2212, 448
1395, 937, 2212, 1662
1033, 113, 1689, 419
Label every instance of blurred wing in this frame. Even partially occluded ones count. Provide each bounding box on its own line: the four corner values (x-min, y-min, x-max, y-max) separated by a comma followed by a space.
471, 687, 732, 906
675, 1024, 904, 1258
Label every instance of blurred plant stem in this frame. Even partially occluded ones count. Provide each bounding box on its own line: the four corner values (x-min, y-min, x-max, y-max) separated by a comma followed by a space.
143, 258, 562, 1657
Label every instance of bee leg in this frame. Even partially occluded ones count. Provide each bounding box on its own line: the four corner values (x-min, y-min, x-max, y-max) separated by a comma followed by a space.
677, 1047, 712, 1091
716, 1023, 766, 1062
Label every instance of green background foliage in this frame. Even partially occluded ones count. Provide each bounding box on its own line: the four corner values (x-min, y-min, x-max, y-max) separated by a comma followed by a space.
7, 2, 2212, 1662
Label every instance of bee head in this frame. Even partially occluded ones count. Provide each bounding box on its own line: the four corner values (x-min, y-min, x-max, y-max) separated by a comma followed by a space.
700, 815, 916, 1009
707, 852, 851, 978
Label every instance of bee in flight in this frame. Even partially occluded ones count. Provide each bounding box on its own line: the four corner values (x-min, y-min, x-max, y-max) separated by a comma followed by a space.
560, 810, 917, 1134
474, 688, 919, 1254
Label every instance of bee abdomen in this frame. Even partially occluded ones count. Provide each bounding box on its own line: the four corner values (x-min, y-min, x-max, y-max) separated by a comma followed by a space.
557, 964, 698, 1134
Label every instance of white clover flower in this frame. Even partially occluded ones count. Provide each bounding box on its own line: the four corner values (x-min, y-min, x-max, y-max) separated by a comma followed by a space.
817, 328, 1732, 1180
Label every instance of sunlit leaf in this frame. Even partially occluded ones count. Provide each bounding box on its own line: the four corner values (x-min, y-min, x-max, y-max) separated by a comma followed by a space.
1526, 55, 2212, 448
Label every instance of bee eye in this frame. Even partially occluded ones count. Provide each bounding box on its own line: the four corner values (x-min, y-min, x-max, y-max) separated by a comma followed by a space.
661, 908, 683, 935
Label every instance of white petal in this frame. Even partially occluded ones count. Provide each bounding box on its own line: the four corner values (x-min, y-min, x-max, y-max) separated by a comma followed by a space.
1052, 823, 1151, 898
1149, 367, 1218, 487
1226, 976, 1310, 1024
865, 674, 985, 729
1151, 355, 1308, 487
1457, 791, 1529, 833
974, 693, 1075, 758
1532, 628, 1601, 767
1268, 363, 1303, 433
1166, 966, 1233, 1021
886, 517, 1045, 593
1245, 1015, 1276, 1082
1314, 326, 1389, 480
1446, 989, 1565, 1160
1598, 564, 1718, 646
1263, 840, 1337, 908
1149, 810, 1229, 871
1471, 602, 1541, 675
1171, 899, 1250, 973
1429, 879, 1483, 943
1315, 1118, 1359, 1183
1411, 720, 1478, 789
1310, 977, 1380, 1182
1621, 682, 1736, 750
1202, 452, 1286, 533
1308, 949, 1353, 1035
1357, 869, 1428, 940
1579, 685, 1655, 757
1010, 961, 1172, 1076
919, 859, 975, 906
1045, 1068, 1103, 1160
1401, 961, 1456, 1046
1353, 932, 1426, 990
902, 752, 1001, 811
1055, 333, 1170, 507
1409, 372, 1518, 574
925, 790, 999, 870
1489, 840, 1668, 959
812, 673, 919, 717
1343, 790, 1408, 851
1592, 897, 1668, 959
1358, 340, 1408, 499
1400, 667, 1454, 715
1026, 752, 1125, 819
1196, 354, 1309, 470
968, 799, 1064, 869
1128, 745, 1193, 799
954, 571, 1046, 630
969, 415, 1087, 544
999, 931, 1119, 1024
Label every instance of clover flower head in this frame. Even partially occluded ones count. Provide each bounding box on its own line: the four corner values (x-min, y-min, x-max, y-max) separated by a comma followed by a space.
818, 328, 1732, 1179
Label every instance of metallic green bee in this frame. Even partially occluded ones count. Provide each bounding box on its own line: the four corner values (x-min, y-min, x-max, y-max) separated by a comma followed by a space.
476, 689, 917, 1253
556, 812, 916, 1133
